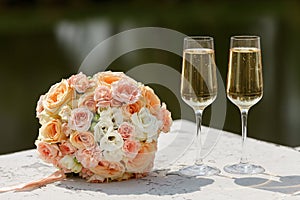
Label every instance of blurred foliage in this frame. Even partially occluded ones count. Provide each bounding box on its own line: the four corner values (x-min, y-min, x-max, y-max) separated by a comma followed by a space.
0, 0, 299, 154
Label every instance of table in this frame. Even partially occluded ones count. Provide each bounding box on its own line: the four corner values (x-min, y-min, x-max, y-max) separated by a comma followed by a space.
0, 120, 299, 200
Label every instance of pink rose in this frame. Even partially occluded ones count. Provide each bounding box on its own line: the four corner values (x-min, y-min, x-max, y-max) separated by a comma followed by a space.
78, 92, 97, 112
75, 148, 102, 168
68, 107, 93, 132
68, 72, 90, 93
123, 140, 141, 159
110, 99, 122, 107
59, 141, 76, 155
70, 131, 96, 150
36, 141, 61, 165
156, 103, 173, 133
126, 142, 157, 173
118, 122, 135, 140
94, 85, 112, 108
111, 79, 141, 105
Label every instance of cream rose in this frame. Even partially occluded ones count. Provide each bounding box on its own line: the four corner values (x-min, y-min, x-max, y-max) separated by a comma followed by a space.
43, 79, 74, 115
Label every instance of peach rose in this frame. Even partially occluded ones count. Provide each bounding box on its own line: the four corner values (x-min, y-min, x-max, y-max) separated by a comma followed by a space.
90, 160, 125, 179
43, 79, 74, 115
39, 119, 67, 143
36, 141, 61, 165
126, 142, 157, 173
141, 86, 161, 113
95, 71, 123, 85
118, 122, 135, 140
78, 92, 97, 112
111, 79, 141, 104
94, 85, 112, 108
68, 72, 90, 93
68, 107, 94, 132
124, 99, 145, 116
75, 148, 102, 168
59, 141, 76, 155
123, 140, 141, 159
70, 131, 96, 150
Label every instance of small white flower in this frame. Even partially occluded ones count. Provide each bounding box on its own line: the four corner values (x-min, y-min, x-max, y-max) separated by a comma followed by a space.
59, 155, 82, 173
100, 128, 124, 151
103, 149, 123, 162
58, 105, 72, 121
111, 107, 123, 126
93, 117, 114, 143
99, 107, 123, 127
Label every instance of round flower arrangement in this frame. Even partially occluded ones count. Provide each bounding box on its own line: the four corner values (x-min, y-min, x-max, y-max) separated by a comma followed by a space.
35, 71, 172, 183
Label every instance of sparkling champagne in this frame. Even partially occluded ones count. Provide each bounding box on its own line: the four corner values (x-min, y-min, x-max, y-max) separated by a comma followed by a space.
181, 48, 217, 110
227, 47, 263, 109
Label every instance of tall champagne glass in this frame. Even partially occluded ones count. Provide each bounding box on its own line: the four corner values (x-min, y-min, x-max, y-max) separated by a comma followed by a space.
224, 35, 265, 174
180, 36, 220, 176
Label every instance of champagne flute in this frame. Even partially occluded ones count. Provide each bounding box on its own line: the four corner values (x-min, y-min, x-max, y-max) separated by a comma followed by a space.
180, 36, 220, 176
224, 35, 265, 174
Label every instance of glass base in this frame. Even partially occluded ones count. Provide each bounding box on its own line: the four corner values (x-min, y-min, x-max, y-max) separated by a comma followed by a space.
179, 164, 221, 177
224, 163, 265, 175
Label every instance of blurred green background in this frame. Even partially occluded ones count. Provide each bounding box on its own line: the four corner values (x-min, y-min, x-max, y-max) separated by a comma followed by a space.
0, 0, 299, 154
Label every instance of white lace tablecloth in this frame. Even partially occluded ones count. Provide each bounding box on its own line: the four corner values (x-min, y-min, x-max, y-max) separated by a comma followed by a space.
0, 120, 299, 200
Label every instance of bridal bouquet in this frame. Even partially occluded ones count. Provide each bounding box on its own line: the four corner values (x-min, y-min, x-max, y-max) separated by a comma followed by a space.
35, 71, 172, 182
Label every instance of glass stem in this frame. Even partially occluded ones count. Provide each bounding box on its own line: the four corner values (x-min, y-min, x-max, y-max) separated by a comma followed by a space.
195, 109, 203, 166
240, 109, 249, 164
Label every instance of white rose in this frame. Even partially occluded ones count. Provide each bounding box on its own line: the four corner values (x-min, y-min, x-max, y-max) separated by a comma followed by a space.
100, 128, 124, 151
59, 155, 82, 173
131, 108, 162, 140
103, 149, 123, 162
